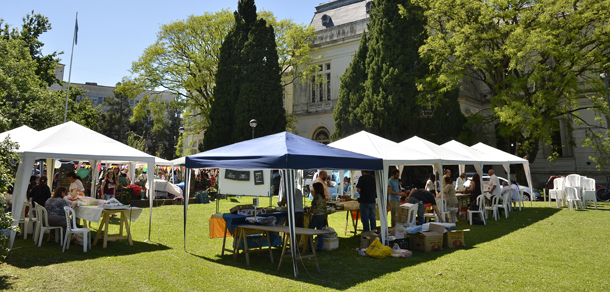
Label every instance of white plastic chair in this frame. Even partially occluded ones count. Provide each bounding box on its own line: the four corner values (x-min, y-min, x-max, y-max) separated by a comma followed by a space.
565, 174, 582, 198
581, 177, 598, 210
398, 203, 419, 227
485, 195, 500, 221
564, 186, 583, 211
31, 202, 41, 245
35, 204, 63, 247
19, 202, 37, 240
62, 206, 91, 252
548, 177, 565, 208
497, 192, 510, 219
468, 195, 486, 225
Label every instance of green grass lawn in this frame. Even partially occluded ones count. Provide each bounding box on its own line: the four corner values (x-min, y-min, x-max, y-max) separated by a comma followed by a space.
2, 199, 610, 291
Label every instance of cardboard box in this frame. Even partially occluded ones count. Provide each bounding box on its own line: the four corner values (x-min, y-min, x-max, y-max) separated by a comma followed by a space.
360, 232, 378, 249
443, 230, 468, 248
397, 204, 412, 216
395, 214, 407, 223
323, 237, 339, 250
230, 204, 254, 214
338, 201, 359, 211
410, 223, 445, 252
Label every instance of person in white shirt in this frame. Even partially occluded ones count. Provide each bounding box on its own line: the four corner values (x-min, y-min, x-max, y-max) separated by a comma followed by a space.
67, 171, 85, 195
456, 173, 467, 192
510, 180, 521, 202
488, 169, 501, 200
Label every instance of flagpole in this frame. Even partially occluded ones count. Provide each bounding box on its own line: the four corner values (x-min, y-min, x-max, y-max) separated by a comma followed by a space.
64, 12, 78, 123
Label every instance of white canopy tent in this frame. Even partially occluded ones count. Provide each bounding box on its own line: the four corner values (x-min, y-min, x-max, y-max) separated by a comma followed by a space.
470, 142, 534, 206
0, 125, 39, 150
9, 122, 157, 253
400, 136, 486, 208
329, 131, 442, 242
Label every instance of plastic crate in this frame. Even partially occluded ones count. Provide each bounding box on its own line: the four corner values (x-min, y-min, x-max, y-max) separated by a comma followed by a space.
389, 237, 410, 250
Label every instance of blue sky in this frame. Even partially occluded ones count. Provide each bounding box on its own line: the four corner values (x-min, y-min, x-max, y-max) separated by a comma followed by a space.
2, 0, 323, 87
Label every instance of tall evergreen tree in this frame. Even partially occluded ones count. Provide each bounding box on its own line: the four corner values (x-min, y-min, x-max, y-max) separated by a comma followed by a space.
232, 19, 285, 141
332, 31, 369, 140
203, 0, 257, 150
334, 0, 465, 142
204, 0, 286, 149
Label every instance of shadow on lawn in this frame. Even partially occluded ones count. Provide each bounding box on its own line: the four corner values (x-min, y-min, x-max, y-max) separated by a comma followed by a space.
186, 206, 561, 290
6, 237, 171, 269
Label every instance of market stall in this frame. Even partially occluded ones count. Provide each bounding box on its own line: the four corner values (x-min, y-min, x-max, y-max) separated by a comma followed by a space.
184, 131, 383, 277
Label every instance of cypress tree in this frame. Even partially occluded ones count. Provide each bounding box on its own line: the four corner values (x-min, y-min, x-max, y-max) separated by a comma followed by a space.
337, 0, 466, 143
203, 0, 258, 150
332, 31, 369, 140
232, 20, 286, 141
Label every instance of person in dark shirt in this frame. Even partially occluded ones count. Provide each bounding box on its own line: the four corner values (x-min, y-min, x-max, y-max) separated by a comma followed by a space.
406, 188, 445, 225
356, 170, 377, 232
28, 176, 52, 210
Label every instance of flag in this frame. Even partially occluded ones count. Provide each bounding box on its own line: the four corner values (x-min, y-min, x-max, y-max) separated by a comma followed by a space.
74, 17, 78, 45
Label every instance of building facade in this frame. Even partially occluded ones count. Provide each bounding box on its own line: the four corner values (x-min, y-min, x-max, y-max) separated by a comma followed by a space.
290, 0, 607, 187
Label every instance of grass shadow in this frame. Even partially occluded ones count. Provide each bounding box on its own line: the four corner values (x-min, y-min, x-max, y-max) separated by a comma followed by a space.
183, 206, 561, 289
0, 275, 13, 290
7, 236, 171, 269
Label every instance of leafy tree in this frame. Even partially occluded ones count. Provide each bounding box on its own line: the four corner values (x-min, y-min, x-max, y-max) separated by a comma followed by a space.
128, 8, 316, 147
332, 32, 369, 140
334, 0, 466, 143
0, 137, 19, 258
99, 86, 133, 143
1, 11, 60, 86
413, 0, 610, 166
232, 16, 286, 142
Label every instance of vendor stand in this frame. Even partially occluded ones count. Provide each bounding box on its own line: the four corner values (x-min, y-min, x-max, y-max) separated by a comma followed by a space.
184, 132, 383, 277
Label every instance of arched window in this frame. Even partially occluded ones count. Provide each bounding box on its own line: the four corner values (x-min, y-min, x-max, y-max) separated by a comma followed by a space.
312, 127, 331, 144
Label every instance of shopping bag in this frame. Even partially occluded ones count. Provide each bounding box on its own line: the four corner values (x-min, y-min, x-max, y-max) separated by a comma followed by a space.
365, 238, 392, 259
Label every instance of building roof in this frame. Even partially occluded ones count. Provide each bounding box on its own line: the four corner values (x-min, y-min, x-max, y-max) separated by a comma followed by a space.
311, 0, 371, 31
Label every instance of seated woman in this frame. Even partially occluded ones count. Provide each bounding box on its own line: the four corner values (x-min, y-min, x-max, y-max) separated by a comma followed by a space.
465, 173, 482, 208
443, 176, 459, 208
44, 187, 78, 241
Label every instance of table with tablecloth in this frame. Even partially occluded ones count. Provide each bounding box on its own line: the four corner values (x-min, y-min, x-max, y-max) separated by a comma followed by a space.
145, 179, 183, 197
212, 211, 288, 256
75, 206, 143, 248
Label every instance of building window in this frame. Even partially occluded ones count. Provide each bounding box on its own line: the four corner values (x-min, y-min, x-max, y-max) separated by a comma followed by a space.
97, 97, 104, 104
312, 127, 331, 144
310, 63, 332, 103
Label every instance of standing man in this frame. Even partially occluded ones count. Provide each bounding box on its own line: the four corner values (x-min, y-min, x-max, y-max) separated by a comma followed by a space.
357, 170, 377, 232
311, 170, 331, 200
488, 169, 501, 200
387, 169, 405, 227
406, 188, 445, 225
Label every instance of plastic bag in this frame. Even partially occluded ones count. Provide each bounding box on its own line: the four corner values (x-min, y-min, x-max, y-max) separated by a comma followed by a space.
322, 226, 338, 239
391, 243, 413, 258
365, 238, 392, 259
395, 226, 406, 239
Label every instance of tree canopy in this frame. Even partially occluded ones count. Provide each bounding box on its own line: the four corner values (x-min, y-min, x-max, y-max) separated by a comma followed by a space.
412, 0, 610, 166
128, 7, 316, 142
333, 0, 466, 143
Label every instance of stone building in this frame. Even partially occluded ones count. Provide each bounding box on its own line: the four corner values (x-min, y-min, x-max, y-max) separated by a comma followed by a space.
288, 0, 607, 187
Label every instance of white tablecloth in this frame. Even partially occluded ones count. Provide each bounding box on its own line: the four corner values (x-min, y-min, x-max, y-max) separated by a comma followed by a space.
146, 179, 183, 196
75, 206, 143, 222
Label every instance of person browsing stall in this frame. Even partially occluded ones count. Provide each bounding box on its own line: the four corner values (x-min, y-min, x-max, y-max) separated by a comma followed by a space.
425, 174, 439, 195
456, 172, 467, 192
356, 170, 377, 232
100, 171, 118, 200
443, 176, 458, 208
309, 182, 327, 251
311, 170, 331, 200
278, 172, 304, 228
387, 169, 406, 227
406, 188, 445, 225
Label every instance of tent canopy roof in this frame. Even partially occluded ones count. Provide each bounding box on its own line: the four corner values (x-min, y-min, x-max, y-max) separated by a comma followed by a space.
471, 142, 528, 163
441, 140, 508, 164
21, 121, 155, 162
400, 136, 478, 165
0, 125, 39, 152
186, 131, 383, 170
329, 131, 440, 165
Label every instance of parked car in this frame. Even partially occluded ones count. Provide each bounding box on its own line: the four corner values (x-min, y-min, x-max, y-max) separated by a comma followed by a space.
462, 175, 542, 201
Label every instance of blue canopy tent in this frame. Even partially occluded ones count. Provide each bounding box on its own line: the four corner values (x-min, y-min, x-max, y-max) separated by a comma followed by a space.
184, 132, 383, 277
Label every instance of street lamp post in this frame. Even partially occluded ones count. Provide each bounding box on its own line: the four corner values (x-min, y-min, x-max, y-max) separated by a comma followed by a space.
249, 119, 258, 139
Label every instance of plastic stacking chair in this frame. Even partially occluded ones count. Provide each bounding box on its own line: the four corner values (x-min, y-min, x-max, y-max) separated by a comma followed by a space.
36, 204, 63, 247
548, 177, 565, 208
468, 195, 486, 225
564, 186, 583, 211
495, 192, 510, 219
63, 207, 91, 252
31, 202, 41, 245
565, 174, 582, 199
485, 195, 500, 221
19, 202, 37, 240
581, 177, 598, 210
